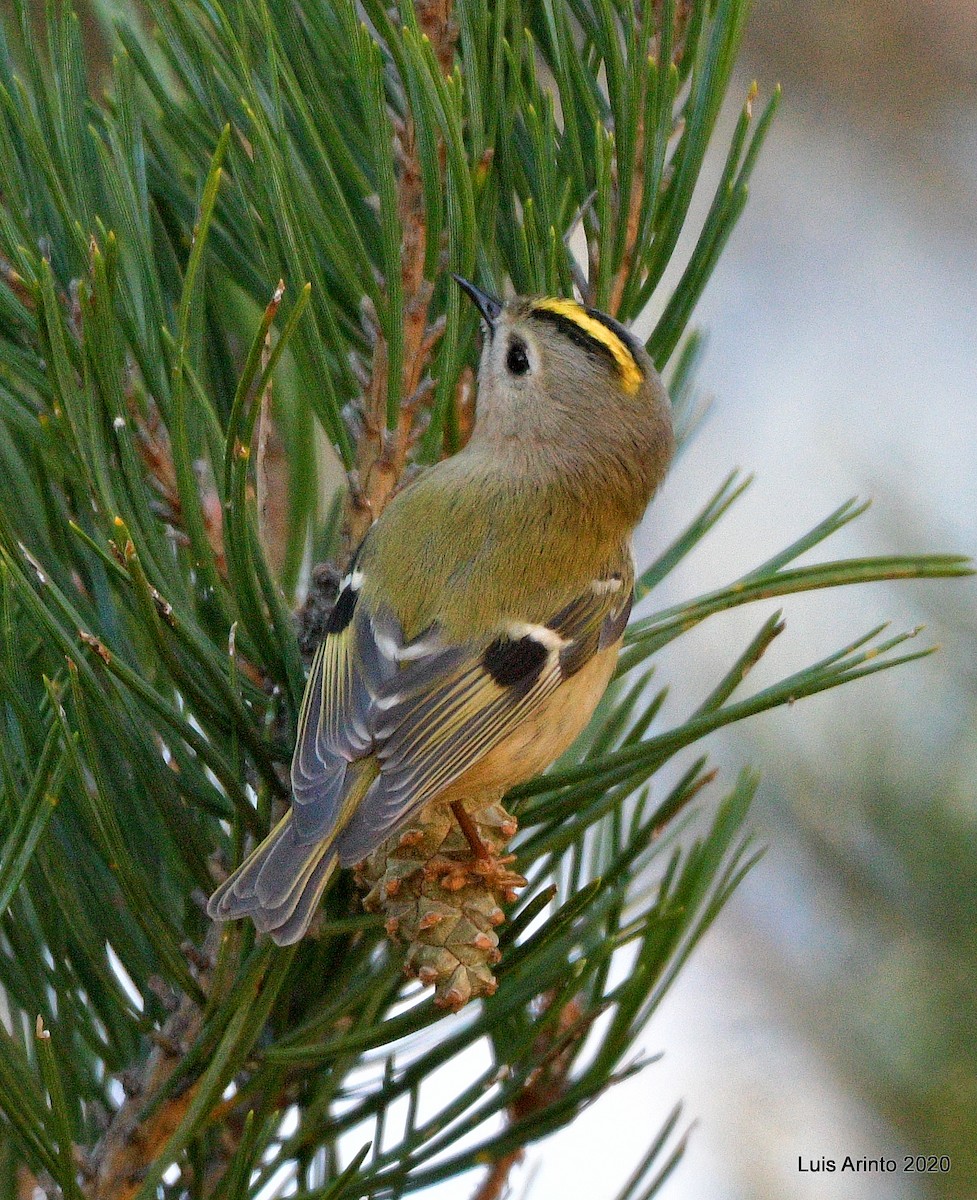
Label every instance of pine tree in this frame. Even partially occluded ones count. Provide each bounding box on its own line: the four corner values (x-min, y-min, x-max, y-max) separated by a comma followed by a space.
0, 1, 968, 1197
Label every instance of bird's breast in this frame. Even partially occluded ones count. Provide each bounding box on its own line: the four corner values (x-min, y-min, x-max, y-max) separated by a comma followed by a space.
433, 638, 620, 808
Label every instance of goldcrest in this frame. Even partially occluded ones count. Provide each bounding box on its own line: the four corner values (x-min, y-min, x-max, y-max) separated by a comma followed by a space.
209, 278, 674, 942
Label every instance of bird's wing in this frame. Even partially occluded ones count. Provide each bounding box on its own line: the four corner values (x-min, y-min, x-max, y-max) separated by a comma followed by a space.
290, 568, 632, 863
290, 569, 464, 842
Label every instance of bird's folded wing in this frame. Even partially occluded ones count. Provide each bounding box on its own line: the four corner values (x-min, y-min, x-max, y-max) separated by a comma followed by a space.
289, 569, 633, 862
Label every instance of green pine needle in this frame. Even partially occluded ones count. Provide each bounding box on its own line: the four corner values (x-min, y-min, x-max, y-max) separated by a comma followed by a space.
0, 2, 969, 1197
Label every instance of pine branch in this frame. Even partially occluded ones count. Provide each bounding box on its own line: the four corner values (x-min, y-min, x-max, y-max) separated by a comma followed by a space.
89, 930, 218, 1200
344, 31, 450, 551
0, 2, 969, 1198
469, 991, 591, 1200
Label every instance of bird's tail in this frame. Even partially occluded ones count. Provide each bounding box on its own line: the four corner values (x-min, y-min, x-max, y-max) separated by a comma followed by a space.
207, 815, 339, 945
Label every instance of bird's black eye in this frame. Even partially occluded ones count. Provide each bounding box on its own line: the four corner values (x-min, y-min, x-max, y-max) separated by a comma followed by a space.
506, 338, 530, 376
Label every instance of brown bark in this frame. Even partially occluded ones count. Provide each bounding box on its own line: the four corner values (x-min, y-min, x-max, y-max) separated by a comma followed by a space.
469, 1149, 524, 1200
607, 99, 648, 317
88, 929, 220, 1199
469, 995, 589, 1200
602, 2, 694, 315
256, 301, 291, 579
343, 6, 458, 555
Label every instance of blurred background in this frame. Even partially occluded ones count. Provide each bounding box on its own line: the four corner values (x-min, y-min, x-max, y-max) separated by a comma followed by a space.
8, 0, 974, 1197
539, 2, 977, 1197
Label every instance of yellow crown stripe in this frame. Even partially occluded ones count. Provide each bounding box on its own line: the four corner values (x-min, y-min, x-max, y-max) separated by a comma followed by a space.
531, 298, 643, 394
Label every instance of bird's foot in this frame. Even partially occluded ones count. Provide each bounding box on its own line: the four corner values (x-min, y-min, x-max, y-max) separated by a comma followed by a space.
442, 800, 526, 900
423, 851, 525, 901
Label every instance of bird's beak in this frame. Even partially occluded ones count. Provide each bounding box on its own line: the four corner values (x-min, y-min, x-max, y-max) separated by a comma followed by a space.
451, 274, 503, 330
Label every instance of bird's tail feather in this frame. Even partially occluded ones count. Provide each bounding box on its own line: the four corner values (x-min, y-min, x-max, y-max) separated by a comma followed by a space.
207, 815, 339, 945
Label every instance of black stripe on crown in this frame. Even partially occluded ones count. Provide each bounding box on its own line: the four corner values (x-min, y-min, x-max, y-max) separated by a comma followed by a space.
529, 304, 643, 378
530, 307, 613, 366
586, 306, 643, 362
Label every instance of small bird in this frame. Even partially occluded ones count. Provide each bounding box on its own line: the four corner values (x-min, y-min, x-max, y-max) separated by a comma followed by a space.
208, 279, 674, 944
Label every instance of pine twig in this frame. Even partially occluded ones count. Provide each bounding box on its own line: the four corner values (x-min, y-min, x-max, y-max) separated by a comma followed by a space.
344, 7, 457, 553
469, 1150, 523, 1200
255, 318, 290, 577
131, 397, 228, 577
89, 928, 220, 1200
607, 104, 647, 316
470, 995, 590, 1200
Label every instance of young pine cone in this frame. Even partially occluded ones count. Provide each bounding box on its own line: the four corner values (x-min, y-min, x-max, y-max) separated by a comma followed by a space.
354, 801, 525, 1010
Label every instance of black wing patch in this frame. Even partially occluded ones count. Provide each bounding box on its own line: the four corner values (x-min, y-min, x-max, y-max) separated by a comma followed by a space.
326, 583, 358, 634
483, 635, 548, 691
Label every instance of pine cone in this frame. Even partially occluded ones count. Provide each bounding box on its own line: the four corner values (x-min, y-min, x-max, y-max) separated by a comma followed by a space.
354, 801, 525, 1010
